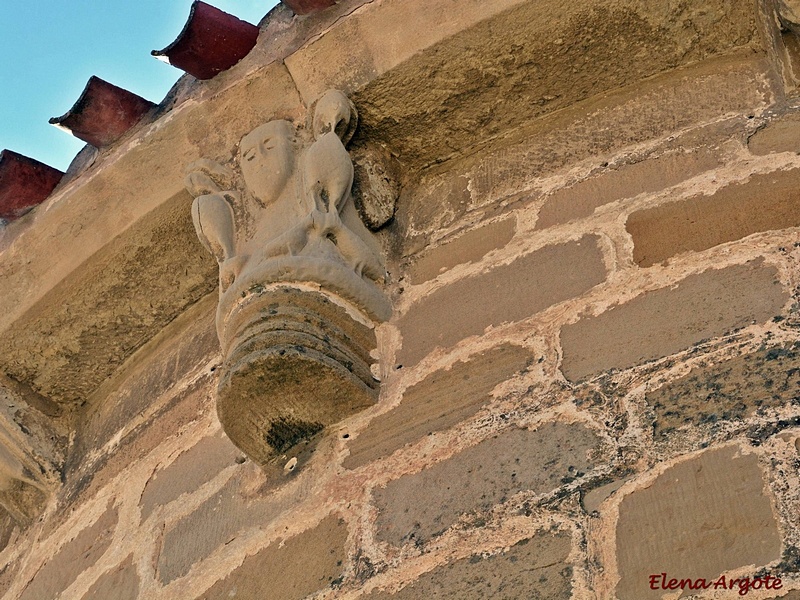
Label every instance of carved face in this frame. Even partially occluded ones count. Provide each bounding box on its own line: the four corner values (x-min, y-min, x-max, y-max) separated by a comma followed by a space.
239, 120, 296, 205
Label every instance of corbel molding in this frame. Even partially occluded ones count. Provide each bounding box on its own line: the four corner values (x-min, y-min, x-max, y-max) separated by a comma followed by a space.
187, 90, 397, 467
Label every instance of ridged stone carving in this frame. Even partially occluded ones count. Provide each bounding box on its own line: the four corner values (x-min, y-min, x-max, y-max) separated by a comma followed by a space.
186, 90, 392, 467
0, 377, 66, 524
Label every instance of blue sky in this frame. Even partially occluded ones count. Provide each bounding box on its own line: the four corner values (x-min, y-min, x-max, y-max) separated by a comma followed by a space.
0, 1, 278, 172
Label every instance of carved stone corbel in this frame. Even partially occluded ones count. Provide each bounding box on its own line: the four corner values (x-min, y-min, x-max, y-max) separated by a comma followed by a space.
187, 90, 396, 467
0, 376, 66, 524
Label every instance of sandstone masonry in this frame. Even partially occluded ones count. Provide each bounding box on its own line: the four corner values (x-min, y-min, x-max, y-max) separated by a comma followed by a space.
0, 0, 799, 598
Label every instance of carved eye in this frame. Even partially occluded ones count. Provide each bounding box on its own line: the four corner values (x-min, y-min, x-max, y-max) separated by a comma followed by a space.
243, 147, 256, 162
261, 138, 275, 150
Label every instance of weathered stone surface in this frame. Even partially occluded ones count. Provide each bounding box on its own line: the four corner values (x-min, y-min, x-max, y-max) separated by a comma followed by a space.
286, 0, 530, 104
46, 295, 219, 523
582, 479, 627, 514
628, 168, 800, 267
139, 431, 242, 519
196, 515, 347, 600
535, 149, 720, 230
351, 144, 401, 231
51, 375, 215, 537
0, 557, 21, 599
779, 0, 800, 34
344, 344, 533, 469
407, 217, 516, 284
398, 56, 770, 243
19, 501, 118, 600
374, 422, 600, 546
749, 114, 800, 155
0, 509, 16, 552
0, 482, 46, 534
289, 0, 761, 168
78, 294, 218, 459
364, 531, 572, 599
647, 343, 800, 438
0, 375, 66, 524
560, 261, 787, 381
282, 0, 336, 16
217, 289, 380, 467
615, 446, 782, 600
0, 194, 217, 406
0, 62, 301, 407
81, 556, 139, 600
157, 468, 283, 584
397, 235, 605, 366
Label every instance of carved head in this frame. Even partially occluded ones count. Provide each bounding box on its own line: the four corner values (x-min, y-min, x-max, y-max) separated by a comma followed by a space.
239, 119, 297, 206
312, 90, 358, 144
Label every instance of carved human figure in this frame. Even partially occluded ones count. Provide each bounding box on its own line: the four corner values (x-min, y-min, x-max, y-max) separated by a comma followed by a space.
187, 91, 385, 298
239, 119, 297, 210
185, 90, 393, 467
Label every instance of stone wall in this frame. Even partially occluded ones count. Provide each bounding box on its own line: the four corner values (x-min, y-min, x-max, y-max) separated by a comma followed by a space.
1, 0, 800, 598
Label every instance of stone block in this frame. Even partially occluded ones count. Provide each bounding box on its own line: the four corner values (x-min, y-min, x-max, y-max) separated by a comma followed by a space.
19, 501, 118, 600
0, 197, 218, 406
627, 168, 800, 267
157, 467, 283, 584
374, 422, 600, 546
364, 531, 572, 599
81, 556, 139, 600
535, 149, 720, 230
397, 235, 605, 366
50, 375, 214, 537
647, 343, 800, 438
286, 0, 531, 104
196, 515, 348, 600
749, 113, 800, 155
289, 0, 762, 169
560, 261, 787, 382
407, 217, 516, 284
615, 446, 782, 600
77, 294, 218, 460
398, 55, 771, 239
344, 344, 533, 469
139, 431, 242, 519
